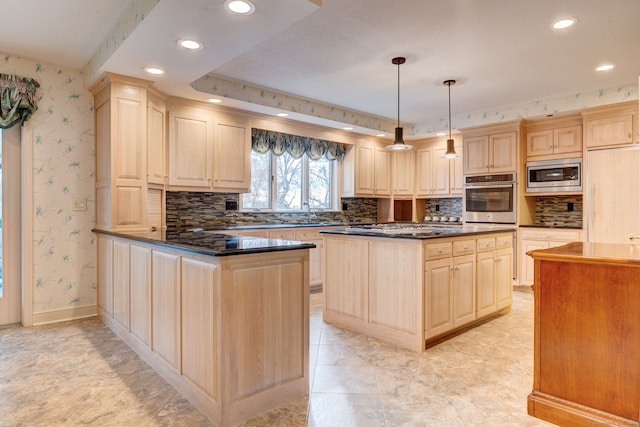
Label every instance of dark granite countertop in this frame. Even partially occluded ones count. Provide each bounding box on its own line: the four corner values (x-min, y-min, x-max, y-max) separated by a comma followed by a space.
93, 229, 315, 257
320, 224, 516, 240
519, 224, 583, 230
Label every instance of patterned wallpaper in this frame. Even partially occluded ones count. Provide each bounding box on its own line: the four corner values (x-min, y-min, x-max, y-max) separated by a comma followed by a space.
0, 53, 95, 318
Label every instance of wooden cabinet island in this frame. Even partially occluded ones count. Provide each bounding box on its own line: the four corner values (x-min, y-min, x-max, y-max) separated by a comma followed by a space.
527, 242, 640, 426
94, 229, 314, 427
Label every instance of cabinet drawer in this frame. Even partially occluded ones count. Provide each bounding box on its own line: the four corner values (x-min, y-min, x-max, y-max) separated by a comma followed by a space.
477, 237, 496, 252
425, 242, 452, 260
495, 235, 512, 250
295, 229, 323, 240
520, 228, 582, 241
268, 230, 297, 240
453, 239, 475, 257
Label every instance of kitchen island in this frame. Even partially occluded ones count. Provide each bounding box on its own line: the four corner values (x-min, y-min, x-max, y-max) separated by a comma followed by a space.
527, 242, 640, 427
94, 229, 314, 427
321, 224, 515, 351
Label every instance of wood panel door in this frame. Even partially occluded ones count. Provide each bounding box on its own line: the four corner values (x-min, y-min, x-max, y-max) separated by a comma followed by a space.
450, 143, 464, 195
168, 105, 213, 188
585, 114, 634, 148
433, 147, 450, 195
464, 136, 489, 174
147, 94, 166, 185
213, 114, 251, 192
392, 150, 414, 197
374, 146, 391, 196
130, 245, 151, 347
112, 240, 130, 330
324, 238, 368, 320
452, 255, 476, 327
587, 146, 640, 243
489, 132, 517, 172
476, 250, 496, 318
415, 147, 433, 196
97, 236, 114, 317
495, 248, 513, 310
425, 258, 453, 338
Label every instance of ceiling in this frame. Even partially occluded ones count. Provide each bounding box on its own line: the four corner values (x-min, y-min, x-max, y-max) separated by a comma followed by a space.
1, 0, 638, 138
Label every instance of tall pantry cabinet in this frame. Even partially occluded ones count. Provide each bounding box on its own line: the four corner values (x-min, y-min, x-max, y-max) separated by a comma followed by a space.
90, 73, 165, 239
582, 101, 640, 244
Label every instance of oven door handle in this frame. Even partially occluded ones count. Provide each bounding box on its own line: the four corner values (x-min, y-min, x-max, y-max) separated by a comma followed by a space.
464, 184, 515, 189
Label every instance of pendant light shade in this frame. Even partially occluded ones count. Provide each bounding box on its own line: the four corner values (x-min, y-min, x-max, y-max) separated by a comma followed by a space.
442, 79, 460, 159
385, 57, 413, 151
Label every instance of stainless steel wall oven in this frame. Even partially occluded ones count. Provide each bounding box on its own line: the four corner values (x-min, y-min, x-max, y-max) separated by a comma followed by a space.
463, 173, 517, 224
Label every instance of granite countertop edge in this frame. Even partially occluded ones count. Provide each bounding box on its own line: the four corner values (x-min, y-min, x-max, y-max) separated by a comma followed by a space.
92, 228, 316, 257
320, 226, 516, 240
519, 225, 583, 230
191, 221, 367, 232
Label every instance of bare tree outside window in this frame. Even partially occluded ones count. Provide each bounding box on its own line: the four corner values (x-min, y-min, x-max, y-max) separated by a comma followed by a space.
276, 153, 302, 210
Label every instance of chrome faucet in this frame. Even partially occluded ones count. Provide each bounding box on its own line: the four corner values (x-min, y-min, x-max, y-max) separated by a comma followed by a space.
302, 201, 317, 223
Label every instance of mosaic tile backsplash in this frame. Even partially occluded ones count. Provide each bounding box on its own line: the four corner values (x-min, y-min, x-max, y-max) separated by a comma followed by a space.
535, 195, 583, 228
423, 198, 463, 219
166, 192, 378, 238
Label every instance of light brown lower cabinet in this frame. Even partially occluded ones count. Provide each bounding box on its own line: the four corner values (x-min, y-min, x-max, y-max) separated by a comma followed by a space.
323, 232, 513, 351
96, 232, 309, 427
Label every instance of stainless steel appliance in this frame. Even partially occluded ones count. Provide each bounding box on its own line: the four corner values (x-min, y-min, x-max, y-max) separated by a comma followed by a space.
526, 157, 582, 193
463, 173, 516, 224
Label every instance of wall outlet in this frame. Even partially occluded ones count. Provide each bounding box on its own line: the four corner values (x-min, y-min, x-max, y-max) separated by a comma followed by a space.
567, 202, 574, 212
72, 198, 87, 211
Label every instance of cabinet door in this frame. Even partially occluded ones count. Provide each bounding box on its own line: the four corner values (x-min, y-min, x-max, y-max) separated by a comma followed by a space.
495, 248, 513, 310
587, 146, 640, 243
146, 187, 163, 240
392, 150, 414, 196
433, 147, 450, 195
415, 147, 433, 196
296, 230, 323, 287
527, 130, 554, 157
324, 238, 368, 320
476, 251, 496, 318
181, 258, 219, 398
374, 146, 391, 196
97, 236, 114, 317
586, 114, 634, 148
464, 136, 489, 174
450, 143, 464, 195
168, 105, 213, 188
554, 125, 582, 154
152, 251, 181, 370
425, 258, 453, 338
452, 255, 476, 327
489, 132, 517, 172
213, 114, 251, 192
520, 240, 548, 285
354, 144, 375, 195
147, 95, 166, 185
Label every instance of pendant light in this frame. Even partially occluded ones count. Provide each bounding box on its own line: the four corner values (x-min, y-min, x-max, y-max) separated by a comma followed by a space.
385, 57, 413, 151
442, 79, 459, 159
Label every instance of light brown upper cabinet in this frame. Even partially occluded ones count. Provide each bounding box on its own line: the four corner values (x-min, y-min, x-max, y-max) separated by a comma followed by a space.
167, 99, 251, 192
342, 140, 391, 197
527, 126, 582, 159
582, 101, 638, 148
415, 146, 449, 197
463, 131, 517, 175
147, 90, 167, 186
392, 149, 415, 198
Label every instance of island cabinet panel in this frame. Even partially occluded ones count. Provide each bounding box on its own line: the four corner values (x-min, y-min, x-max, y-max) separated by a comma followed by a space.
452, 254, 476, 327
369, 241, 419, 334
152, 251, 181, 370
495, 247, 513, 310
112, 241, 131, 330
324, 238, 368, 320
97, 236, 114, 317
220, 251, 309, 426
129, 245, 151, 347
181, 258, 219, 399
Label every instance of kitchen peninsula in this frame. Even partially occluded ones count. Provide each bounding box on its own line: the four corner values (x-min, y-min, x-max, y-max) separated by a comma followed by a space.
321, 224, 515, 351
527, 242, 640, 427
94, 229, 314, 427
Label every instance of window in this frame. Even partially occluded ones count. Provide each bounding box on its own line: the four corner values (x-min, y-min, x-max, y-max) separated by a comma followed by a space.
242, 150, 337, 211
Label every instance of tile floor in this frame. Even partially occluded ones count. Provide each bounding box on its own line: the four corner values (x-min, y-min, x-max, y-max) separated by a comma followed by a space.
0, 289, 553, 426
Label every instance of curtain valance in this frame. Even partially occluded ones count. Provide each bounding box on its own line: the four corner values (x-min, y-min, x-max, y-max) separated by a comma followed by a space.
0, 73, 40, 129
251, 128, 346, 161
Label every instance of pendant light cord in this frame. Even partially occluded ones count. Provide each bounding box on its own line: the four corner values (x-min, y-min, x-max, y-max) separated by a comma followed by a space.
448, 81, 452, 140
397, 61, 400, 127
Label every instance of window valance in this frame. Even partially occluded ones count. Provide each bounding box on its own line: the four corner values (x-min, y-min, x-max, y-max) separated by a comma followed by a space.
251, 128, 346, 160
0, 74, 40, 129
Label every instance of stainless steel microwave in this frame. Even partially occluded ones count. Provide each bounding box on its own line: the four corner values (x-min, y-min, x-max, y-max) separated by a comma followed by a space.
526, 158, 582, 193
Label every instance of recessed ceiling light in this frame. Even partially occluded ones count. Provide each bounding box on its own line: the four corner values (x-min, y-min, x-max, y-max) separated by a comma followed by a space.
552, 18, 577, 30
376, 133, 385, 137
276, 112, 289, 117
596, 64, 615, 72
208, 98, 222, 103
224, 0, 255, 15
143, 66, 164, 75
343, 127, 354, 131
436, 132, 446, 136
178, 39, 203, 50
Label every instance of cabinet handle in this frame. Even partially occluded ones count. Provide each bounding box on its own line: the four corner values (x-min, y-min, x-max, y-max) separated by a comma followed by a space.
438, 248, 445, 253
464, 245, 469, 250
485, 242, 491, 247
150, 226, 158, 232
630, 234, 640, 240
452, 266, 460, 271
548, 145, 553, 150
